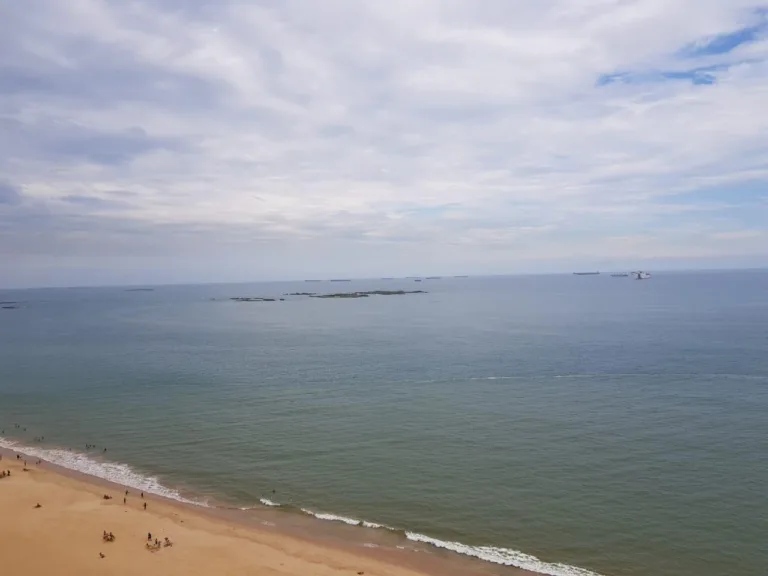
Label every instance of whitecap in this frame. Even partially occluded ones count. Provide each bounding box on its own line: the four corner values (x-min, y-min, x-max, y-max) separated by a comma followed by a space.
405, 532, 607, 576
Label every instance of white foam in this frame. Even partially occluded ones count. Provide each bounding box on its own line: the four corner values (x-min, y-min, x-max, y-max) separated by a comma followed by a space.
0, 437, 206, 507
302, 509, 361, 525
299, 508, 388, 529
405, 532, 607, 576
259, 497, 280, 507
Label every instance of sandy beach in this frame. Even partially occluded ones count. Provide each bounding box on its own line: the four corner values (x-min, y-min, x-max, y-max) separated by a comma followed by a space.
0, 450, 518, 576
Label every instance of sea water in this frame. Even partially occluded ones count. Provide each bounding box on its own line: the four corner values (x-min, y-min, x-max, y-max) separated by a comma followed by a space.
1, 271, 766, 576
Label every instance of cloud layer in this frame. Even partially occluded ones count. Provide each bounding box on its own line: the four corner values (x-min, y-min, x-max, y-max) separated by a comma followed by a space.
2, 0, 768, 286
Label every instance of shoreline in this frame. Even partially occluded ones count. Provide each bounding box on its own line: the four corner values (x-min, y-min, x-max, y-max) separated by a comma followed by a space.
0, 443, 537, 576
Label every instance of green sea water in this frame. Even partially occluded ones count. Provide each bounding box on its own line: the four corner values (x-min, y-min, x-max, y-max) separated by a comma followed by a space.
1, 272, 767, 575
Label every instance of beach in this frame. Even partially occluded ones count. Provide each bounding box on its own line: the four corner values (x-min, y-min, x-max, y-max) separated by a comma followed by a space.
0, 449, 518, 576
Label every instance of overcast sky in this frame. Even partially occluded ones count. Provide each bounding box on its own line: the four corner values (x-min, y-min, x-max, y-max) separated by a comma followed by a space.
1, 1, 767, 287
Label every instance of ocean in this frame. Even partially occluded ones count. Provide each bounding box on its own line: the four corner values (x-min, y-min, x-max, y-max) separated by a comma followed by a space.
1, 271, 766, 576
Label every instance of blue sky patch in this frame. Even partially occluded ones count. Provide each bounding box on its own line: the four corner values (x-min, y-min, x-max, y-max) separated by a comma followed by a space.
681, 15, 767, 57
597, 65, 728, 87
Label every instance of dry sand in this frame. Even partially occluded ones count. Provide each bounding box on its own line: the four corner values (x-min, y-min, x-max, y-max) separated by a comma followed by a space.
0, 453, 515, 576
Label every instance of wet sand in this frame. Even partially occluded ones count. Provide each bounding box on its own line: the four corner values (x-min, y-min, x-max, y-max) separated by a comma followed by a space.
0, 449, 529, 576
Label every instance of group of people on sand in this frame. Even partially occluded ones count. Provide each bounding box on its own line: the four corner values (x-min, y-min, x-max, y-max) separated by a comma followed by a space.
145, 533, 173, 551
99, 530, 174, 559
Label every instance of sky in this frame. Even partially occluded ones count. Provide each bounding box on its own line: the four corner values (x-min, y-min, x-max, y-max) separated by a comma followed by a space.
1, 0, 768, 288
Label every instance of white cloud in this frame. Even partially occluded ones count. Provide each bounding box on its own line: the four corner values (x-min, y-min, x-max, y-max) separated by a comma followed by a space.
1, 0, 767, 286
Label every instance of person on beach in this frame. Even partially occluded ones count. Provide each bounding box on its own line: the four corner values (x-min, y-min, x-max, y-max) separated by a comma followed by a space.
141, 492, 144, 498
123, 497, 126, 505
143, 502, 147, 510
147, 532, 152, 541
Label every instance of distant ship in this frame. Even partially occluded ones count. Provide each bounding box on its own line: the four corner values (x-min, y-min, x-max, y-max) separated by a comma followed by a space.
573, 271, 600, 276
611, 273, 629, 277
632, 271, 651, 280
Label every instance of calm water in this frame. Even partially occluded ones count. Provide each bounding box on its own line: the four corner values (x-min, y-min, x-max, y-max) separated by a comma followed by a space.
1, 272, 766, 576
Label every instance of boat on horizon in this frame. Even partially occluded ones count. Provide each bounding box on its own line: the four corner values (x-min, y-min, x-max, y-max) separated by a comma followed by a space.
573, 271, 600, 276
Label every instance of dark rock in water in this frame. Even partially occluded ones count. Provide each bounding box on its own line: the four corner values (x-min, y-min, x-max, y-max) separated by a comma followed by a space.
230, 297, 276, 302
311, 290, 426, 299
365, 290, 426, 296
284, 292, 316, 296
313, 293, 369, 299
2, 305, 18, 310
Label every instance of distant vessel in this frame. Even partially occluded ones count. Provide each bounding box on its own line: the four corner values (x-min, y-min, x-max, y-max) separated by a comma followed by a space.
632, 271, 651, 280
611, 273, 629, 278
573, 272, 600, 276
